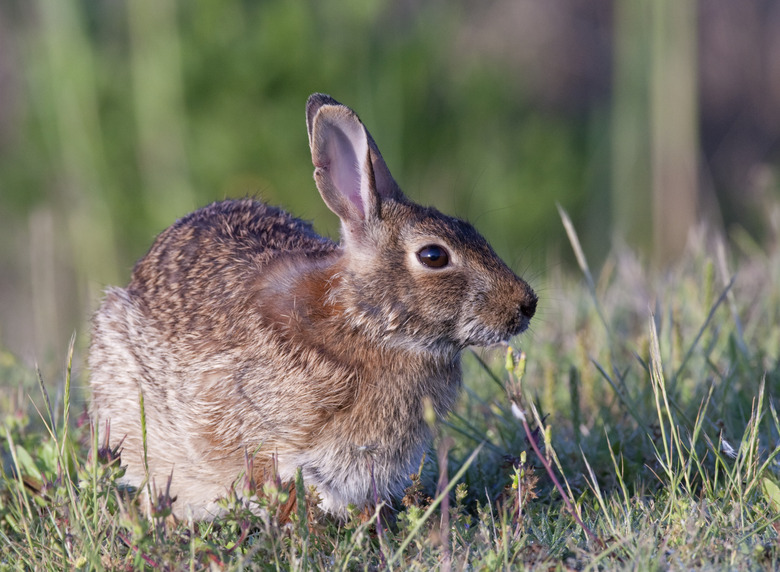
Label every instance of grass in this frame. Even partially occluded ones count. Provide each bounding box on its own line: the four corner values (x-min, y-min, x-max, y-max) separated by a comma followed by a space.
2, 214, 780, 570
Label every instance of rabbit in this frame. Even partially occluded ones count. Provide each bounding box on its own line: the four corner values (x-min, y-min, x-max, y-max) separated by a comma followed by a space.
88, 93, 537, 521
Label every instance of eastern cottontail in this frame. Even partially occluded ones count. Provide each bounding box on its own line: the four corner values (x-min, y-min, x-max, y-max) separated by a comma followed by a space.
89, 94, 537, 520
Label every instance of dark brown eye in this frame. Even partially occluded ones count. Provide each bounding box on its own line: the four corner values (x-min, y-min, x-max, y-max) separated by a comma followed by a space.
416, 245, 449, 268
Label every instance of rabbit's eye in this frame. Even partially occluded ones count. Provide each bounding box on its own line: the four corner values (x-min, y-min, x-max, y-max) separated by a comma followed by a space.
416, 245, 449, 268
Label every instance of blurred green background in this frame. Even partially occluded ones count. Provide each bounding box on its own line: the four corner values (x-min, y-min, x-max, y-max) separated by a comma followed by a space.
0, 0, 778, 368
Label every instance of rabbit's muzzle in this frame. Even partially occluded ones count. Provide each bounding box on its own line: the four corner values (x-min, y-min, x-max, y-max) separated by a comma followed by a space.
459, 276, 537, 347
504, 280, 537, 335
510, 285, 537, 334
519, 286, 538, 322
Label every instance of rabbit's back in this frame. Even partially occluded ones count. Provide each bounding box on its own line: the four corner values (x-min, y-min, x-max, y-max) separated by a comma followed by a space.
139, 198, 334, 272
123, 199, 334, 354
131, 198, 335, 330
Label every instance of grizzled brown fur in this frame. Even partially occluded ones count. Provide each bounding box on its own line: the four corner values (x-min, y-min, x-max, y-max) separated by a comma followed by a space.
89, 94, 536, 519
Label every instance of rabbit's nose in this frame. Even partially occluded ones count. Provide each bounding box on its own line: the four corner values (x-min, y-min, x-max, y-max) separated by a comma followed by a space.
519, 288, 537, 320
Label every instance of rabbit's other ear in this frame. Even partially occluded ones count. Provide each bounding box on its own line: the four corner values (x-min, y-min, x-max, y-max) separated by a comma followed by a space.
306, 94, 403, 227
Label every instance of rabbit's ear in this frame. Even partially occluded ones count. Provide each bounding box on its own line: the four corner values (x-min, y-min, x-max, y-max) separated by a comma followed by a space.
306, 94, 403, 226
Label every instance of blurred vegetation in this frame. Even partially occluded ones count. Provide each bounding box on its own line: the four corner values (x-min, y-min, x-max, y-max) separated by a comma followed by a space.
0, 0, 778, 365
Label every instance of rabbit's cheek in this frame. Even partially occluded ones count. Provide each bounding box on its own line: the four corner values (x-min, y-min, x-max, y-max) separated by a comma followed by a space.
452, 293, 512, 347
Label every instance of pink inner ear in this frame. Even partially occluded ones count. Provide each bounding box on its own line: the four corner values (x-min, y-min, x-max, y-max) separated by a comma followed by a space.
328, 125, 365, 217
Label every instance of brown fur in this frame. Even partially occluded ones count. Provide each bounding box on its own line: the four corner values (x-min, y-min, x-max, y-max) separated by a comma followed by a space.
89, 94, 537, 519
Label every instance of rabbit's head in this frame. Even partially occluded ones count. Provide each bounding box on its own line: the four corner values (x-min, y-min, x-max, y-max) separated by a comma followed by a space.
306, 94, 536, 356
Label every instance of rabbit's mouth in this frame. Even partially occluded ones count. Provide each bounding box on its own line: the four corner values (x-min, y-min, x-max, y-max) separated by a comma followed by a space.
457, 284, 537, 348
459, 313, 533, 348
